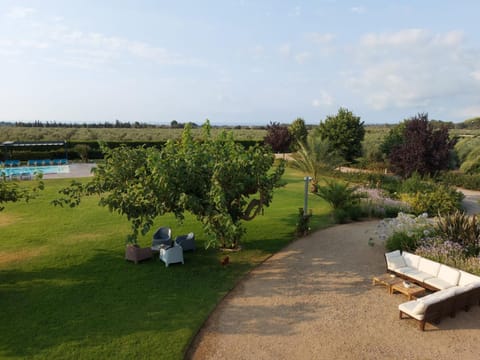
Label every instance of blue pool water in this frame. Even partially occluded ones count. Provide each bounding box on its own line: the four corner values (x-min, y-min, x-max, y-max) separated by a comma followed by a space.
1, 165, 70, 177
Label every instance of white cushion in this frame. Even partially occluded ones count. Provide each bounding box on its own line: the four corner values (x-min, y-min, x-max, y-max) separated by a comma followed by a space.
437, 265, 461, 286
458, 271, 480, 286
418, 258, 441, 277
388, 256, 406, 270
402, 252, 421, 269
424, 277, 455, 290
385, 250, 401, 259
400, 268, 435, 282
399, 300, 425, 320
411, 300, 426, 315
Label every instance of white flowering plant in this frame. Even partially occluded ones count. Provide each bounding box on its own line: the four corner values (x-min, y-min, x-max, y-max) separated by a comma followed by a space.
376, 212, 435, 251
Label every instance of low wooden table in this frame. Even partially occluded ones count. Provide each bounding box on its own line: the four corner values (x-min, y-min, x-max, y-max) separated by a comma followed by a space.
372, 273, 402, 293
391, 282, 426, 300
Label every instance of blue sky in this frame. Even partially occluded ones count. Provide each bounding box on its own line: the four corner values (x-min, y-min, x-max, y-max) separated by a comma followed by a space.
1, 1, 480, 125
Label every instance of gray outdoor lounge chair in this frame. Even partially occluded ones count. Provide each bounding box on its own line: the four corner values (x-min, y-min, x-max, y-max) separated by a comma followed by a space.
151, 226, 172, 251
175, 232, 196, 251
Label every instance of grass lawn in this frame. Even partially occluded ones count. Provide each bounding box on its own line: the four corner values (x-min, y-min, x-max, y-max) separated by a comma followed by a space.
0, 167, 332, 359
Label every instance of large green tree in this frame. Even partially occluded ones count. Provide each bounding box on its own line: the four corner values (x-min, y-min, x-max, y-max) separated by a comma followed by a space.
317, 107, 365, 162
288, 117, 308, 151
55, 122, 285, 249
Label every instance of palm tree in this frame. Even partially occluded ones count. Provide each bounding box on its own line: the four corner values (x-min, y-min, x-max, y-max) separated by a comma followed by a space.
290, 135, 343, 192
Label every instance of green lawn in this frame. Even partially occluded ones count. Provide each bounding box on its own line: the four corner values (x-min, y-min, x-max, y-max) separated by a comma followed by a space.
0, 167, 331, 359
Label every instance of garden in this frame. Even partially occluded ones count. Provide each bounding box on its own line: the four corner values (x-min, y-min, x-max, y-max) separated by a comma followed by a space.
2, 111, 480, 357
0, 166, 333, 359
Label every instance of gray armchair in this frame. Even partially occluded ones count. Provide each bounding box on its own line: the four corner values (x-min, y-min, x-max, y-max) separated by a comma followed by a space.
151, 227, 172, 251
175, 232, 196, 251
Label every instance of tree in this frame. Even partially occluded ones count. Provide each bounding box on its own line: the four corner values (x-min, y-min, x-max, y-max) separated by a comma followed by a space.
387, 113, 456, 178
0, 176, 44, 211
73, 144, 91, 162
263, 121, 292, 153
317, 107, 365, 162
55, 122, 285, 249
290, 135, 343, 192
289, 118, 308, 151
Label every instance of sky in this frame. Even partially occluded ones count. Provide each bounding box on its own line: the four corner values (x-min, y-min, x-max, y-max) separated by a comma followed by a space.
1, 1, 480, 125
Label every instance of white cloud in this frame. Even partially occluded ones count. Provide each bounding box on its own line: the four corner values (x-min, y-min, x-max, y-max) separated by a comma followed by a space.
7, 7, 36, 19
289, 6, 301, 17
350, 6, 366, 14
249, 45, 265, 59
307, 32, 335, 44
312, 91, 334, 107
472, 70, 480, 81
361, 29, 429, 47
295, 51, 310, 64
347, 28, 480, 111
1, 18, 198, 68
456, 105, 480, 119
279, 43, 291, 57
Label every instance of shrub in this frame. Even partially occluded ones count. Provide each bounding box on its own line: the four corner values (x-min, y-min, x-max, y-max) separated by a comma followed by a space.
376, 212, 434, 251
400, 172, 435, 194
386, 231, 420, 252
400, 184, 463, 216
440, 171, 480, 190
415, 237, 467, 268
296, 208, 312, 236
315, 180, 367, 223
436, 211, 480, 256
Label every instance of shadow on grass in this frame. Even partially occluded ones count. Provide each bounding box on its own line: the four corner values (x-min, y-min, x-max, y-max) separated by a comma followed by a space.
0, 248, 249, 358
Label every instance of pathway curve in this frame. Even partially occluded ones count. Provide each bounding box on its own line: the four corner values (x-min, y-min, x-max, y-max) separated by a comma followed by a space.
459, 188, 480, 215
187, 221, 480, 359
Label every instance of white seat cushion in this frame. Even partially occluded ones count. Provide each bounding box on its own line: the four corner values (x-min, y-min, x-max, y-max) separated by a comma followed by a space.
424, 277, 455, 290
402, 252, 421, 269
399, 300, 425, 320
458, 271, 480, 286
399, 268, 435, 282
418, 258, 441, 277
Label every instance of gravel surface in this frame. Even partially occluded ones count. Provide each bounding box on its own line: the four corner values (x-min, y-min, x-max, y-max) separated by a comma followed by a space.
187, 221, 480, 360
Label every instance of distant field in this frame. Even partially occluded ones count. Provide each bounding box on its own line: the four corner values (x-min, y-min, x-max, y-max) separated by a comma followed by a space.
0, 126, 266, 142
1, 124, 478, 145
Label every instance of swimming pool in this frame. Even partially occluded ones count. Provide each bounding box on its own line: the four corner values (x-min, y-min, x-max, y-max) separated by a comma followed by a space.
1, 165, 70, 177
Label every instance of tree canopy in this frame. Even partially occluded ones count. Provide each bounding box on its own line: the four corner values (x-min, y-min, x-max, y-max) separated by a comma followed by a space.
317, 107, 365, 162
288, 118, 308, 151
264, 121, 292, 153
386, 113, 456, 178
0, 176, 43, 212
55, 122, 285, 249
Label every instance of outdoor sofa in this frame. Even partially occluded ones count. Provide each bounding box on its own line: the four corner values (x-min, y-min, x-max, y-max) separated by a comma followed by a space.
385, 250, 480, 330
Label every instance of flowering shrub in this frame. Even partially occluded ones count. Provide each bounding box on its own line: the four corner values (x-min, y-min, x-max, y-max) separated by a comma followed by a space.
376, 212, 435, 251
415, 237, 480, 275
415, 237, 466, 268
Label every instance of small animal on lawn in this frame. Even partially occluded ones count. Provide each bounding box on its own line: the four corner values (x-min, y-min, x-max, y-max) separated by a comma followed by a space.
221, 256, 230, 267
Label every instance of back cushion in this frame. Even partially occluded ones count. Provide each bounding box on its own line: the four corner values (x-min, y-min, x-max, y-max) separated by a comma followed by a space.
385, 250, 401, 260
418, 258, 441, 276
388, 256, 406, 270
458, 271, 480, 286
402, 252, 420, 269
437, 265, 461, 286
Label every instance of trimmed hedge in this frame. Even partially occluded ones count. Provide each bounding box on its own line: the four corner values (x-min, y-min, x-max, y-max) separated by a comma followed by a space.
2, 140, 263, 161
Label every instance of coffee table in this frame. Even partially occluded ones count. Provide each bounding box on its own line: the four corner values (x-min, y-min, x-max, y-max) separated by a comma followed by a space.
372, 273, 402, 293
391, 282, 426, 300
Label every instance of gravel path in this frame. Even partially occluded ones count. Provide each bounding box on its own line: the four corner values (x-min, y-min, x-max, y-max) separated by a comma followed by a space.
187, 221, 480, 359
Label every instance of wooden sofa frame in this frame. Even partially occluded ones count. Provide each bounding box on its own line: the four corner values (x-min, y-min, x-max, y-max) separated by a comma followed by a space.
399, 287, 480, 331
